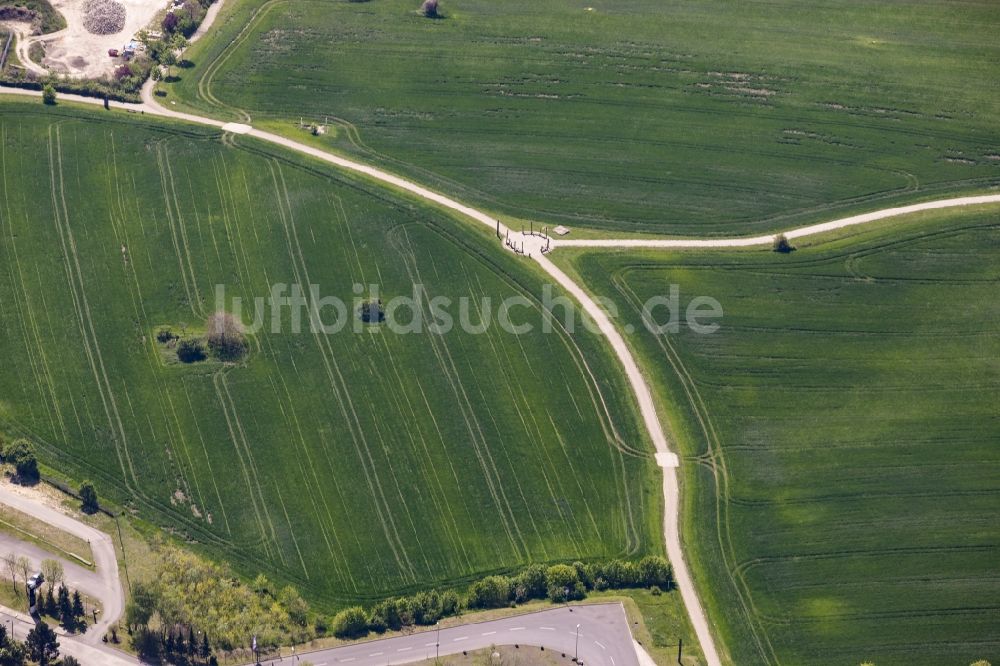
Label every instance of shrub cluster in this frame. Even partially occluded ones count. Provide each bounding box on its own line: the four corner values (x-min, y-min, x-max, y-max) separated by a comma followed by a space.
331, 556, 671, 640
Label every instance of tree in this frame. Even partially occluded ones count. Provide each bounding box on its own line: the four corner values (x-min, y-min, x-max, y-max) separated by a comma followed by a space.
421, 0, 439, 18
25, 621, 58, 666
40, 560, 63, 596
279, 585, 309, 627
44, 585, 56, 617
124, 581, 158, 630
0, 639, 25, 666
162, 11, 179, 33
61, 657, 81, 666
206, 312, 247, 361
41, 84, 56, 105
200, 632, 210, 658
5, 439, 38, 483
331, 607, 369, 639
15, 556, 30, 592
78, 481, 98, 514
2, 553, 17, 593
57, 585, 72, 627
772, 233, 794, 253
71, 589, 84, 621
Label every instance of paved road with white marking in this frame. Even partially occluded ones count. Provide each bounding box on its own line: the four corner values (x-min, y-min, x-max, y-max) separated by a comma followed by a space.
261, 604, 638, 666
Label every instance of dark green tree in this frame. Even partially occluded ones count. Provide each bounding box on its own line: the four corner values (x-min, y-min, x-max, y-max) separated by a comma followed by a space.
4, 439, 38, 483
71, 590, 84, 621
42, 585, 55, 617
25, 621, 58, 665
78, 481, 98, 514
57, 586, 72, 627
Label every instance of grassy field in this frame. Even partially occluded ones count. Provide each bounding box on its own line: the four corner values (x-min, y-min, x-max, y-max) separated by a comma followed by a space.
0, 98, 662, 607
555, 206, 1000, 665
163, 0, 1000, 235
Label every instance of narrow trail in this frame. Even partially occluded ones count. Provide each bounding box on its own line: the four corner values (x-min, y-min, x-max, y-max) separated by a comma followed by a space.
5, 83, 1000, 666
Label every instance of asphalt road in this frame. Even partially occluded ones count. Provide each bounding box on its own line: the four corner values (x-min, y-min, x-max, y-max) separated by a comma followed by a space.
0, 530, 105, 611
263, 604, 640, 666
0, 484, 123, 645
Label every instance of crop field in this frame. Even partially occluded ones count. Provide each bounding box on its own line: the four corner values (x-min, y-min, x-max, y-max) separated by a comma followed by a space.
0, 99, 662, 606
556, 207, 1000, 665
165, 0, 1000, 235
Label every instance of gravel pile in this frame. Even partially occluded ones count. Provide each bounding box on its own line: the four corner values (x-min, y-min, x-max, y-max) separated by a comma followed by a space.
82, 0, 127, 35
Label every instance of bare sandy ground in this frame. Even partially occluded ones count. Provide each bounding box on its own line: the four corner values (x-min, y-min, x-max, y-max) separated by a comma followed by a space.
22, 0, 164, 79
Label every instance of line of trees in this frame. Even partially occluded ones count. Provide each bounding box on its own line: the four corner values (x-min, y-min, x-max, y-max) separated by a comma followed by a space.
332, 556, 672, 640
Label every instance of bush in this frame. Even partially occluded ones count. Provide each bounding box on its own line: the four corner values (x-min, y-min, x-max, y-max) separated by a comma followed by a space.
440, 590, 461, 616
466, 575, 511, 609
545, 564, 584, 602
513, 564, 547, 600
5, 438, 38, 482
176, 338, 206, 363
331, 607, 369, 639
587, 559, 640, 589
156, 328, 177, 343
773, 233, 794, 253
637, 556, 672, 588
412, 589, 442, 625
421, 0, 439, 17
41, 83, 56, 105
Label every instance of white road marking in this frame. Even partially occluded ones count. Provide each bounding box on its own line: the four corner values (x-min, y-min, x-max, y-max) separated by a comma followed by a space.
453, 637, 467, 642
340, 659, 355, 663
369, 652, 383, 657
595, 640, 606, 650
482, 631, 496, 636
425, 642, 437, 647
509, 627, 525, 632
541, 626, 555, 631
610, 657, 616, 666
397, 647, 412, 652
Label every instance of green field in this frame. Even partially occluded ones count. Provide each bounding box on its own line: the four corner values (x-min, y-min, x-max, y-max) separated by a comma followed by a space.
556, 207, 1000, 664
0, 99, 663, 606
164, 0, 1000, 235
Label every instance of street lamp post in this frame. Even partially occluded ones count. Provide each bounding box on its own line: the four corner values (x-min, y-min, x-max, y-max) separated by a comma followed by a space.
575, 623, 581, 663
436, 621, 441, 661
